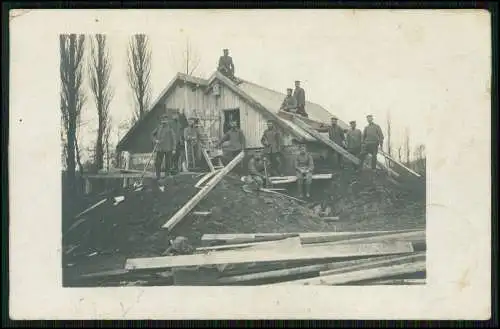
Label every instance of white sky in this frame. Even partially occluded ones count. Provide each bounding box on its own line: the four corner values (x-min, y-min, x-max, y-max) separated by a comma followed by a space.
11, 9, 491, 161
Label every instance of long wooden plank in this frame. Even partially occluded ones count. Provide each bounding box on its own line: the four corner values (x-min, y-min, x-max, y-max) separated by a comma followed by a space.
319, 261, 426, 286
194, 170, 219, 188
268, 174, 333, 185
201, 229, 422, 243
367, 278, 426, 285
379, 150, 422, 178
304, 230, 425, 247
292, 117, 360, 165
264, 253, 418, 286
161, 151, 244, 231
125, 241, 414, 271
198, 237, 303, 252
319, 252, 425, 276
74, 198, 107, 219
217, 263, 331, 284
272, 259, 426, 286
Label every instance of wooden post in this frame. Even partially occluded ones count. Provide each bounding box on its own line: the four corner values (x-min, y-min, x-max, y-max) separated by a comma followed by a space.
161, 151, 245, 231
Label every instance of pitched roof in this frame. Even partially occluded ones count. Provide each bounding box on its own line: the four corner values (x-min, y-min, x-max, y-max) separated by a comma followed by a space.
237, 80, 349, 130
117, 71, 345, 151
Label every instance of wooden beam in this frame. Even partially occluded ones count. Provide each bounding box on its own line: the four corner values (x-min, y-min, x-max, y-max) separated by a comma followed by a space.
125, 241, 414, 271
319, 252, 425, 276
161, 151, 245, 231
305, 230, 425, 247
264, 253, 416, 286
201, 229, 422, 244
292, 117, 360, 165
379, 150, 422, 178
268, 174, 332, 185
217, 263, 331, 284
367, 278, 426, 285
194, 170, 219, 188
74, 198, 107, 219
318, 260, 426, 285
272, 256, 425, 286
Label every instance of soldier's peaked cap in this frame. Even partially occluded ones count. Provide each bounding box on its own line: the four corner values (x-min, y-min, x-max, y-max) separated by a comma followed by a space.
366, 114, 373, 118
349, 120, 356, 124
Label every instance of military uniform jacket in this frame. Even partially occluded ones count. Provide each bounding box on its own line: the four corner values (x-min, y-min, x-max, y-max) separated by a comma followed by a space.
328, 125, 345, 145
261, 128, 282, 154
293, 87, 306, 107
151, 125, 177, 152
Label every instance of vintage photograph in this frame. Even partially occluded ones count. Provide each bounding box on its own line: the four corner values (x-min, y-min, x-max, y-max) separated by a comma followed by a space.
60, 13, 428, 288
8, 7, 492, 320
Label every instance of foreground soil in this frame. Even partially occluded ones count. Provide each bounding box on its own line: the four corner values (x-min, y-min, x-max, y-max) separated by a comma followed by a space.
62, 169, 425, 284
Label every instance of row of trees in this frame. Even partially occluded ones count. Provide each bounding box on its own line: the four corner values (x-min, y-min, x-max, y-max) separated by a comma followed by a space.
386, 112, 426, 176
60, 34, 153, 196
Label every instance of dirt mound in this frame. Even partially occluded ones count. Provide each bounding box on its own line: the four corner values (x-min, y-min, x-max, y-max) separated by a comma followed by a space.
63, 173, 333, 261
306, 169, 425, 231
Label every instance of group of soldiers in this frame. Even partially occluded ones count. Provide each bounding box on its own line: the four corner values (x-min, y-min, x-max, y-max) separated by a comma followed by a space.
218, 48, 309, 118
151, 111, 203, 180
243, 114, 384, 198
151, 110, 384, 198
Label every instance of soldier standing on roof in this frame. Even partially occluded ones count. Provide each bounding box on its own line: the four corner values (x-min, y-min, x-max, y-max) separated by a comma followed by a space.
151, 114, 177, 180
217, 120, 246, 164
293, 80, 308, 117
280, 88, 298, 112
294, 143, 314, 198
328, 116, 346, 170
359, 114, 384, 170
346, 120, 362, 159
218, 48, 235, 79
261, 120, 283, 176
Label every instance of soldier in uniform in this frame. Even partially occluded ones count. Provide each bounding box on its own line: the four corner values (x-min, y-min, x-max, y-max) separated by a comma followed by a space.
218, 48, 235, 79
359, 114, 384, 170
183, 117, 202, 168
328, 116, 346, 170
294, 143, 314, 198
293, 80, 307, 117
345, 120, 363, 158
217, 120, 246, 165
243, 152, 269, 192
261, 120, 283, 176
151, 115, 177, 180
280, 88, 298, 112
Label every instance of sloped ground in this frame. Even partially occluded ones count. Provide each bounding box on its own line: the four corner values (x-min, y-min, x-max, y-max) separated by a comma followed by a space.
62, 169, 425, 285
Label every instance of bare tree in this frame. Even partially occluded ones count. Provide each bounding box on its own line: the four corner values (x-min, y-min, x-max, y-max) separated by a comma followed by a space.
88, 34, 113, 170
60, 34, 86, 196
127, 34, 152, 122
404, 127, 411, 165
104, 116, 113, 170
398, 146, 403, 162
386, 111, 392, 156
168, 37, 202, 76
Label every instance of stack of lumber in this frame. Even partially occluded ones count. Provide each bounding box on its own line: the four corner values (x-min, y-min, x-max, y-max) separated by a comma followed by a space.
124, 229, 425, 286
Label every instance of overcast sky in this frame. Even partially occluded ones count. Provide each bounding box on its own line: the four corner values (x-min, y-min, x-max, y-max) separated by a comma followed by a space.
11, 9, 491, 162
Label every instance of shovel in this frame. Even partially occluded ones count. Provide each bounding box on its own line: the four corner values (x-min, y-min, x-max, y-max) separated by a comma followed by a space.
133, 141, 159, 189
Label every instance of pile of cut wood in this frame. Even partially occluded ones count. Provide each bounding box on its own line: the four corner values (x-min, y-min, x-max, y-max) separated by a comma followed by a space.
124, 229, 425, 286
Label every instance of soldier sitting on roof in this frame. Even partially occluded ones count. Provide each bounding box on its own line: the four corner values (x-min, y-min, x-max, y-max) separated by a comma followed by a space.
218, 48, 235, 80
280, 88, 298, 113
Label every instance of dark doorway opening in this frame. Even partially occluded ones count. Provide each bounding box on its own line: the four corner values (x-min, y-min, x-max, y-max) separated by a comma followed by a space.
223, 108, 241, 133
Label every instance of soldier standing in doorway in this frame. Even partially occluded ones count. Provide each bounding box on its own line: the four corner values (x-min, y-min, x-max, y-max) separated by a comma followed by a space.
217, 120, 246, 164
